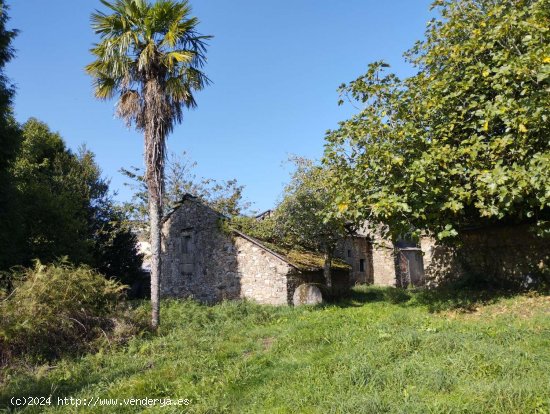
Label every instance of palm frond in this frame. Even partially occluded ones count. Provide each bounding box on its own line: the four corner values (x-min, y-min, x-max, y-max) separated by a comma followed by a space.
116, 89, 142, 126
87, 0, 211, 129
91, 75, 118, 100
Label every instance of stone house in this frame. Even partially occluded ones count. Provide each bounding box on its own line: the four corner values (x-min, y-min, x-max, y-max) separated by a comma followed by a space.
160, 195, 350, 305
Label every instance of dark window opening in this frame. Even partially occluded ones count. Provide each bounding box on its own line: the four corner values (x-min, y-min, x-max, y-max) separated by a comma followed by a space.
181, 234, 192, 254
347, 249, 352, 258
359, 259, 365, 272
180, 229, 193, 254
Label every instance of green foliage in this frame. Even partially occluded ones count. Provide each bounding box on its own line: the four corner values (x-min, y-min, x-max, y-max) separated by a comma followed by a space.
86, 0, 210, 114
8, 119, 143, 285
13, 119, 98, 264
275, 157, 349, 252
383, 287, 413, 304
227, 216, 350, 272
0, 1, 21, 270
2, 290, 549, 413
228, 158, 351, 278
229, 215, 278, 243
324, 0, 550, 240
91, 204, 144, 288
0, 261, 126, 362
0, 118, 144, 288
0, 0, 18, 173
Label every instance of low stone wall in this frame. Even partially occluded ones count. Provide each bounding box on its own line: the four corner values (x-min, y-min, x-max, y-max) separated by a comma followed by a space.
424, 224, 549, 286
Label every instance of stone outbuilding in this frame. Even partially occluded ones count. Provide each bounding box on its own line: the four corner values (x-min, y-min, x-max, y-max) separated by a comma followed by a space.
161, 195, 350, 305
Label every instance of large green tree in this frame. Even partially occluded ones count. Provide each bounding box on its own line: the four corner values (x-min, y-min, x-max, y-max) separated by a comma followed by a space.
324, 0, 550, 240
12, 119, 143, 285
0, 1, 21, 270
86, 0, 210, 328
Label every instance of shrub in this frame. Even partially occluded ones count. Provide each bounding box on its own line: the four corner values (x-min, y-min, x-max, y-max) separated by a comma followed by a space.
0, 261, 126, 363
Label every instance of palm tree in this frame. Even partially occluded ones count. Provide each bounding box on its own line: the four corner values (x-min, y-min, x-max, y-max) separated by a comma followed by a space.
86, 0, 210, 329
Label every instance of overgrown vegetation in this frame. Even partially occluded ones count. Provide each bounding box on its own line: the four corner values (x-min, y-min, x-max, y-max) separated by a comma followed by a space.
0, 262, 146, 366
0, 118, 144, 288
1, 288, 548, 413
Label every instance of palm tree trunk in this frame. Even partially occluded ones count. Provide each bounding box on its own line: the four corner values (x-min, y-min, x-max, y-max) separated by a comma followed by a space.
149, 190, 161, 330
143, 78, 170, 329
144, 99, 167, 329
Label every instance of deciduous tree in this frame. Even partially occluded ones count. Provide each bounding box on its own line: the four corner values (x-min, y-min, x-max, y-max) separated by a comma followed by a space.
120, 151, 249, 236
324, 0, 550, 240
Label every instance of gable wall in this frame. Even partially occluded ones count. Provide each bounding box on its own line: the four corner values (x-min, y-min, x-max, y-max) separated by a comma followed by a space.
335, 236, 373, 284
161, 200, 240, 303
161, 199, 295, 305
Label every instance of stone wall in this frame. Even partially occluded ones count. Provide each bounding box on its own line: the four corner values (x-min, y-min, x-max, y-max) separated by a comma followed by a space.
424, 224, 549, 286
161, 197, 300, 305
161, 198, 240, 303
371, 237, 398, 286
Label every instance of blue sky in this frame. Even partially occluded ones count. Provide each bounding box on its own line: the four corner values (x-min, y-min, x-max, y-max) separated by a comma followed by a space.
6, 0, 433, 213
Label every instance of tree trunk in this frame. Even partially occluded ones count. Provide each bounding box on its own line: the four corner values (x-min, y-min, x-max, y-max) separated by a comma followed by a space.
323, 250, 333, 291
143, 78, 169, 329
148, 191, 161, 330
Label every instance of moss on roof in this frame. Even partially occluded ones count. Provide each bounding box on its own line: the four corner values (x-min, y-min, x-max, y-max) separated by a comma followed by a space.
257, 240, 350, 272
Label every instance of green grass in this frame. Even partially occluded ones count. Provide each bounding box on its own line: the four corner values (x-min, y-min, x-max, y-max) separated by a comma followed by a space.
1, 287, 549, 413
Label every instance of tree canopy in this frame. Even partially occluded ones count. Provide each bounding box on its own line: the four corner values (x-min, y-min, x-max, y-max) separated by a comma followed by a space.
231, 157, 348, 288
324, 0, 550, 240
275, 157, 347, 254
0, 119, 143, 287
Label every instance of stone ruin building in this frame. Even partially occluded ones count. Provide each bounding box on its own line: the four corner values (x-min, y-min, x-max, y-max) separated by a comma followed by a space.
160, 195, 349, 305
159, 195, 548, 305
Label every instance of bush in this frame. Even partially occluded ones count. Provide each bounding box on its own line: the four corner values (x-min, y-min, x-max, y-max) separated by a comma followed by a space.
0, 261, 126, 363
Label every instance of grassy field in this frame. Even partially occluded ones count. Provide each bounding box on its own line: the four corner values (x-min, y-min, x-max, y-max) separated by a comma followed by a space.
1, 287, 549, 413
